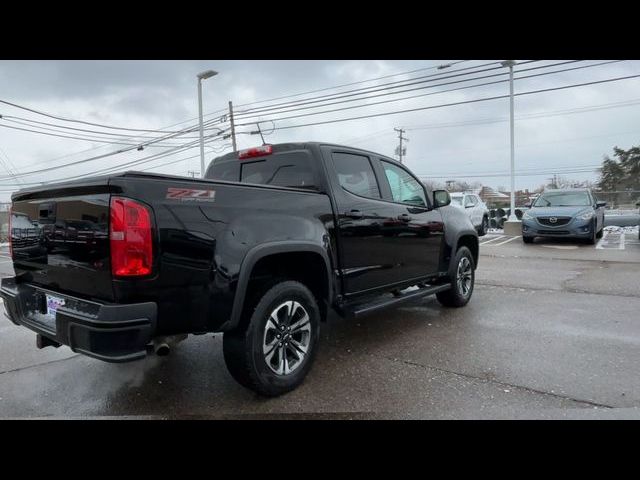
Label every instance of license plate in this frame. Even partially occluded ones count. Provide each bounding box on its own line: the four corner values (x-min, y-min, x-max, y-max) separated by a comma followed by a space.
45, 294, 65, 316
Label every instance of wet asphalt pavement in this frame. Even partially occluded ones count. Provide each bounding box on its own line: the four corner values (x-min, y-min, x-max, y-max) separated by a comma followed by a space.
1, 236, 639, 420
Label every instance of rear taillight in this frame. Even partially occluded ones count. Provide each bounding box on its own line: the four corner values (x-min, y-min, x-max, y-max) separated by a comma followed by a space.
238, 144, 273, 160
110, 197, 153, 277
8, 205, 12, 258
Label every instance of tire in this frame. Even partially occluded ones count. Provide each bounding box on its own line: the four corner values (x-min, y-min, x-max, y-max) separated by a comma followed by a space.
522, 236, 534, 244
478, 216, 488, 237
436, 246, 475, 308
223, 280, 320, 397
596, 227, 604, 239
586, 220, 597, 245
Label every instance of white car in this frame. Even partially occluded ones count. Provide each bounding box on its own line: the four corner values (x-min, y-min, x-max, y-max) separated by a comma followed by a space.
450, 192, 490, 236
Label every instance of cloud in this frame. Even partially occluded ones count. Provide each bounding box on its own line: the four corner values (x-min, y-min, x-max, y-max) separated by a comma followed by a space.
0, 60, 639, 200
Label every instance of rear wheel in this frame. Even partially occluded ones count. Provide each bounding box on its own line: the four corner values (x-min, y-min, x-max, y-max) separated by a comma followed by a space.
223, 280, 320, 397
436, 246, 475, 308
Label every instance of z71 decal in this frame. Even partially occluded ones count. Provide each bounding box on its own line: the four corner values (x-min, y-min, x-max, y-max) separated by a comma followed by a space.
166, 187, 216, 202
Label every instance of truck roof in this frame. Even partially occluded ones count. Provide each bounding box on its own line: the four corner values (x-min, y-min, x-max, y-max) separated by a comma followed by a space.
210, 141, 402, 166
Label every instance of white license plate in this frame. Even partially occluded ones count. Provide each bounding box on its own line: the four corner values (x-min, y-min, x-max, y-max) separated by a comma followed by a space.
45, 294, 65, 316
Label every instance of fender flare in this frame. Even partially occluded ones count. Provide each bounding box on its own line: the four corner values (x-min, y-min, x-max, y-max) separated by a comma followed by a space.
222, 241, 334, 331
451, 229, 479, 267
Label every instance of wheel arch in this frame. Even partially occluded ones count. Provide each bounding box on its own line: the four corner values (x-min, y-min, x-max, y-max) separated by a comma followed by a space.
455, 231, 479, 269
223, 241, 334, 331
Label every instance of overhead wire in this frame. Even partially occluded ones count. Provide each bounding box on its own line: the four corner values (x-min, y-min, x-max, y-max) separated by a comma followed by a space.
234, 61, 623, 126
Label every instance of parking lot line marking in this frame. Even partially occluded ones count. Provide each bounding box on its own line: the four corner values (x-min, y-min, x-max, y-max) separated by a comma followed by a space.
492, 236, 521, 246
480, 235, 505, 246
619, 233, 625, 250
595, 231, 609, 249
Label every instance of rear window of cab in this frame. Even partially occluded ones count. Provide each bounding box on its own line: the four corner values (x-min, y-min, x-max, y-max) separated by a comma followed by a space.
208, 150, 317, 190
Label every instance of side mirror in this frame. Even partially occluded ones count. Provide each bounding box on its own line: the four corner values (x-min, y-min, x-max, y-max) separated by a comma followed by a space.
433, 190, 451, 208
596, 201, 607, 208
524, 203, 532, 208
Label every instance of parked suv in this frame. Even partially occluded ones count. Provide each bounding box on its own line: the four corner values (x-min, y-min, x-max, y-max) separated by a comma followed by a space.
1, 142, 479, 396
521, 188, 606, 244
450, 192, 489, 236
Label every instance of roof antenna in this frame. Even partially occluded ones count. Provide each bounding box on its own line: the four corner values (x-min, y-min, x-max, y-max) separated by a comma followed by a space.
255, 122, 266, 145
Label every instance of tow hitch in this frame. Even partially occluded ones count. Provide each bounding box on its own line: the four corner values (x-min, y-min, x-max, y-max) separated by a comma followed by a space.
36, 334, 61, 349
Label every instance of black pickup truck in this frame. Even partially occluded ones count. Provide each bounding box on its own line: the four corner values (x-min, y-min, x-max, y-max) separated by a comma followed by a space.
1, 142, 478, 396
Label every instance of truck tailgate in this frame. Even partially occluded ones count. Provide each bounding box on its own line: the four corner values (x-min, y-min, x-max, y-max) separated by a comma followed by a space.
11, 186, 114, 302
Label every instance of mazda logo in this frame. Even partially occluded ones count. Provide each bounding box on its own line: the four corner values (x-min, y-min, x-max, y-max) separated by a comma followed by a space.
549, 217, 557, 223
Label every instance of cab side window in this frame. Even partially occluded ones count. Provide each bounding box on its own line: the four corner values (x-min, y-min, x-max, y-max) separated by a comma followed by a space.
332, 152, 381, 199
381, 161, 427, 207
465, 195, 478, 207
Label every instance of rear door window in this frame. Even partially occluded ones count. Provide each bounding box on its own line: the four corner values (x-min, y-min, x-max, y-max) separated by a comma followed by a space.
331, 152, 381, 199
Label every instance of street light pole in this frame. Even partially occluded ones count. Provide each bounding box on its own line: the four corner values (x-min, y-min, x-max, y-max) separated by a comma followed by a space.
501, 60, 518, 222
197, 69, 218, 178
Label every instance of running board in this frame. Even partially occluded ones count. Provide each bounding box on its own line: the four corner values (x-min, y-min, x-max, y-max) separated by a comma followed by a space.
337, 284, 451, 319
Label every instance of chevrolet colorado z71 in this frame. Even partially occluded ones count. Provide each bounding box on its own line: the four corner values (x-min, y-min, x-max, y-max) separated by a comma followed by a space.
1, 142, 478, 396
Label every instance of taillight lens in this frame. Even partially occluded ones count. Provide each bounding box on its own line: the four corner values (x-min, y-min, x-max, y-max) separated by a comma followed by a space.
8, 205, 12, 258
110, 197, 153, 277
238, 144, 273, 160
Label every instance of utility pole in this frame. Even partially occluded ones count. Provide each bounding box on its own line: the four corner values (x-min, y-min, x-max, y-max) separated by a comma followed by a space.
228, 101, 237, 152
394, 127, 408, 163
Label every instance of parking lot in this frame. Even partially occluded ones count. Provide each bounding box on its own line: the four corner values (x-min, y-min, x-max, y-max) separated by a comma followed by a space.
1, 233, 639, 419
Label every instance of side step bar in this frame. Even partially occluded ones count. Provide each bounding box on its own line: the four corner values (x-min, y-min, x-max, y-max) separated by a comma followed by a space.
337, 283, 451, 319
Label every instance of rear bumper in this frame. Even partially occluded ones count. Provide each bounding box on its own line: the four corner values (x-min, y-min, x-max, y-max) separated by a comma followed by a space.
0, 277, 157, 363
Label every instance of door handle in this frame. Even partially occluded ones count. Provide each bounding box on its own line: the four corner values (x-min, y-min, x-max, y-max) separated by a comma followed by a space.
398, 213, 412, 222
345, 210, 364, 219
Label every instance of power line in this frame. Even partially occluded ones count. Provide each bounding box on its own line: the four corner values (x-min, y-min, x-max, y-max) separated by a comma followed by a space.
418, 168, 602, 179
250, 73, 640, 132
234, 61, 542, 119
0, 120, 211, 147
0, 133, 226, 187
235, 61, 621, 126
412, 129, 640, 161
0, 122, 229, 180
233, 60, 472, 109
404, 98, 640, 131
0, 97, 215, 133
6, 112, 230, 173
0, 113, 225, 139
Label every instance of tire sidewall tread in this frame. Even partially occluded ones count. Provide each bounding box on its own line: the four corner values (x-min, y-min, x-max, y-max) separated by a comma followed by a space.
223, 280, 320, 397
436, 246, 475, 308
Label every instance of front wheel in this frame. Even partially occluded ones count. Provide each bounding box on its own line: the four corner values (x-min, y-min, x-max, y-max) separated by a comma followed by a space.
478, 216, 488, 236
586, 220, 597, 245
436, 246, 475, 308
523, 236, 534, 244
223, 280, 320, 397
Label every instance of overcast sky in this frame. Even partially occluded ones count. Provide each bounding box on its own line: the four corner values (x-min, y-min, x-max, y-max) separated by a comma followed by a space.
0, 59, 639, 201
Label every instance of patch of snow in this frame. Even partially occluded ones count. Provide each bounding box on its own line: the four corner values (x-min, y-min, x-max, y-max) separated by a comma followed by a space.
603, 225, 639, 235
487, 228, 504, 234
